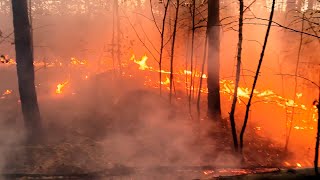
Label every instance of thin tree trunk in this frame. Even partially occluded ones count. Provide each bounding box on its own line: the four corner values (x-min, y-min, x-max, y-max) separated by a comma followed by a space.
285, 12, 305, 150
314, 71, 320, 175
159, 0, 170, 95
207, 0, 221, 119
28, 0, 33, 54
239, 0, 276, 153
114, 0, 122, 74
185, 31, 190, 97
112, 0, 116, 73
188, 0, 196, 112
197, 33, 208, 117
229, 0, 243, 152
12, 0, 41, 144
169, 0, 180, 103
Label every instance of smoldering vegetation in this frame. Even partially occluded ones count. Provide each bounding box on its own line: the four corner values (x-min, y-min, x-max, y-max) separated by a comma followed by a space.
0, 0, 319, 178
0, 66, 288, 178
0, 68, 238, 178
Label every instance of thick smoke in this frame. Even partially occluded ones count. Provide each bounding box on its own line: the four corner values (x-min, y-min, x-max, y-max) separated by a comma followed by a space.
0, 0, 319, 178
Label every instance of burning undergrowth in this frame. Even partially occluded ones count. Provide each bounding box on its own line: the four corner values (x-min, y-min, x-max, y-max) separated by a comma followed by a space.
0, 55, 315, 178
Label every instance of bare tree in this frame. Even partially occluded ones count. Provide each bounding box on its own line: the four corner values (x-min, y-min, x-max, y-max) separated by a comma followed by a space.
169, 0, 180, 102
239, 0, 276, 153
150, 0, 170, 95
188, 0, 196, 111
12, 0, 42, 144
315, 71, 320, 175
285, 12, 306, 150
207, 0, 221, 119
114, 0, 122, 74
229, 0, 244, 152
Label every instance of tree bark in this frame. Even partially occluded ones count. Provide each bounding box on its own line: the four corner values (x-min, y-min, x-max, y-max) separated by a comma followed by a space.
12, 0, 41, 144
229, 0, 244, 152
207, 0, 221, 119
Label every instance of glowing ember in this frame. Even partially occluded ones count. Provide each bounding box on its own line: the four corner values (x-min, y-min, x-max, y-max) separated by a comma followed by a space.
184, 70, 192, 75
203, 170, 214, 175
2, 89, 12, 95
131, 54, 149, 70
255, 127, 261, 131
296, 163, 302, 167
70, 57, 87, 65
55, 81, 68, 94
285, 99, 298, 107
202, 74, 208, 78
296, 93, 302, 99
284, 161, 290, 166
161, 77, 170, 85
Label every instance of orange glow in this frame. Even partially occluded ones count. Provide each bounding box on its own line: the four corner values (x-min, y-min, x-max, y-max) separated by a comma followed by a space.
203, 170, 214, 175
255, 127, 261, 131
202, 74, 208, 79
161, 77, 170, 85
131, 54, 149, 70
55, 81, 68, 94
284, 161, 290, 166
2, 89, 12, 95
296, 93, 302, 99
70, 57, 87, 65
296, 163, 302, 168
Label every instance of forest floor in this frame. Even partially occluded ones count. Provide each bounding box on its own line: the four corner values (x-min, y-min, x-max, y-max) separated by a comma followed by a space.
0, 68, 315, 179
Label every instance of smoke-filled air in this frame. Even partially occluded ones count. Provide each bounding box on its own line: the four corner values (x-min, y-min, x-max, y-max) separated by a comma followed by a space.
0, 0, 319, 179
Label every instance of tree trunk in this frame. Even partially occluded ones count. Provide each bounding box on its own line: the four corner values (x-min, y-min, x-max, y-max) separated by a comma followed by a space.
314, 72, 320, 175
158, 0, 170, 95
169, 0, 180, 103
239, 0, 276, 154
229, 0, 244, 152
285, 12, 305, 151
114, 0, 122, 74
207, 0, 221, 119
12, 0, 41, 144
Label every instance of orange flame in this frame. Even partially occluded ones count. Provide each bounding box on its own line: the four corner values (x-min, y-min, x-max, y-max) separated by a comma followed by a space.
2, 89, 12, 95
131, 54, 149, 70
70, 57, 87, 65
161, 77, 170, 85
55, 81, 68, 94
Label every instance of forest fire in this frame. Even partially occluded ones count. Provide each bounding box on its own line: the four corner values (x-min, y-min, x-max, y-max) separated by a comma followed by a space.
1, 0, 320, 178
128, 54, 317, 128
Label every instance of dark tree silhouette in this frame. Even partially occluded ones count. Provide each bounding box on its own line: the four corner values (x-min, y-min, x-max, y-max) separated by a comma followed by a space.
229, 0, 244, 152
12, 0, 42, 144
207, 0, 221, 119
239, 0, 276, 153
315, 73, 320, 175
169, 0, 180, 102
